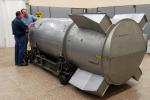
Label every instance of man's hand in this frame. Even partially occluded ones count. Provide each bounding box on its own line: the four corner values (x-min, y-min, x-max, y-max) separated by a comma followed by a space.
28, 23, 35, 29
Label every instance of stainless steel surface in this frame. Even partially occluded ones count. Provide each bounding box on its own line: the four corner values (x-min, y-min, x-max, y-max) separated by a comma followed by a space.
69, 14, 112, 34
69, 68, 104, 91
103, 19, 146, 85
65, 24, 106, 75
111, 13, 147, 28
30, 18, 73, 57
147, 40, 150, 53
69, 68, 109, 96
29, 14, 147, 96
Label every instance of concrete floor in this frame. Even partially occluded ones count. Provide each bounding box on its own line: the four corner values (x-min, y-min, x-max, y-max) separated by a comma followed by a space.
0, 48, 150, 100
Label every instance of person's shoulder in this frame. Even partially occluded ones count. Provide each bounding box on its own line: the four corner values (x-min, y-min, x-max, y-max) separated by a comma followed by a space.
12, 18, 22, 25
12, 18, 16, 22
16, 19, 25, 25
30, 15, 37, 19
21, 17, 25, 20
13, 18, 18, 21
14, 18, 20, 23
29, 15, 35, 18
12, 19, 15, 24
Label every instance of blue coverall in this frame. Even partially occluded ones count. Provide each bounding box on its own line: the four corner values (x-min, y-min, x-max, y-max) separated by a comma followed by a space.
12, 17, 28, 65
22, 15, 37, 56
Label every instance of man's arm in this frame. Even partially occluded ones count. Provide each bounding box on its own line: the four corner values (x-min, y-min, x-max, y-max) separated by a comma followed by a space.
31, 15, 37, 22
17, 20, 28, 30
11, 21, 15, 35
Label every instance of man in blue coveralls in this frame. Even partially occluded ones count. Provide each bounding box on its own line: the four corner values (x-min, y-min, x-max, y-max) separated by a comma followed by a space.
21, 9, 37, 49
21, 8, 37, 26
12, 11, 31, 66
21, 8, 37, 63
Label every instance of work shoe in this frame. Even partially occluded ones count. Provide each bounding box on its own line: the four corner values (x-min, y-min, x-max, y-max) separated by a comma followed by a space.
18, 62, 28, 66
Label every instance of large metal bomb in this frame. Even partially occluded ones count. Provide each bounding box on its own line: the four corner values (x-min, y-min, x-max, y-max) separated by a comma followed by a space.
29, 14, 147, 96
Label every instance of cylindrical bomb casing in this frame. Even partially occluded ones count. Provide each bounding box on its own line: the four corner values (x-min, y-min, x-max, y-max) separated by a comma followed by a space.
29, 14, 147, 96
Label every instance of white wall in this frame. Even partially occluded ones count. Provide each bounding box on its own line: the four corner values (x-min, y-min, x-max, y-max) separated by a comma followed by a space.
0, 1, 6, 47
29, 0, 150, 8
0, 0, 25, 48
